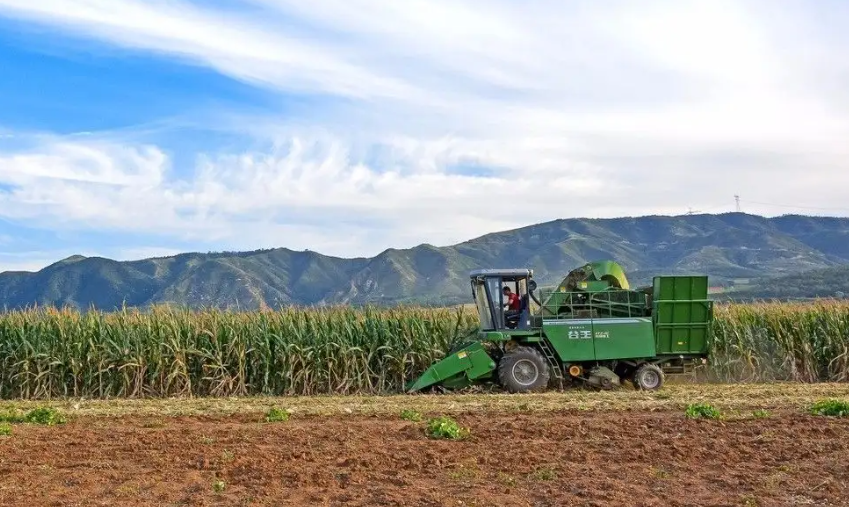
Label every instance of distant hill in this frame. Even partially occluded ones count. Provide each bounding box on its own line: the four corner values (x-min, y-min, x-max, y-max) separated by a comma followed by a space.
719, 265, 849, 301
2, 212, 849, 311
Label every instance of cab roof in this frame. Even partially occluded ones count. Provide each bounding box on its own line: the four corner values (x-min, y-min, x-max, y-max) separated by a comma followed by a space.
469, 268, 533, 278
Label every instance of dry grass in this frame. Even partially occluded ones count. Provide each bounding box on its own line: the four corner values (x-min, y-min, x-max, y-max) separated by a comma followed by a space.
0, 383, 846, 420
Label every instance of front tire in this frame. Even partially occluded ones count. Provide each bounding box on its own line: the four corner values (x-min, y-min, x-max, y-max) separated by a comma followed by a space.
497, 346, 550, 393
632, 363, 664, 391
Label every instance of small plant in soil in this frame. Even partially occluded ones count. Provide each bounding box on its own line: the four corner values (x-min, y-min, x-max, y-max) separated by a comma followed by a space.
752, 409, 771, 419
497, 472, 516, 486
0, 422, 11, 436
212, 480, 225, 493
530, 466, 557, 481
25, 407, 67, 425
265, 407, 290, 422
741, 494, 758, 506
400, 409, 422, 422
809, 398, 849, 417
0, 407, 66, 425
425, 416, 469, 440
652, 466, 671, 479
685, 402, 722, 420
448, 465, 478, 481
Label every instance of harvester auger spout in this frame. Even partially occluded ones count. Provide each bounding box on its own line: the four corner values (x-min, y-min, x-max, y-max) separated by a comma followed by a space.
405, 260, 714, 394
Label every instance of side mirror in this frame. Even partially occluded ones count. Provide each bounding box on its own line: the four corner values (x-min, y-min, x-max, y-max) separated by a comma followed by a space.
528, 280, 537, 292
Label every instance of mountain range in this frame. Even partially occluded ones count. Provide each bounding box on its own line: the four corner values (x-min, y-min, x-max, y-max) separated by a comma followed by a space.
3, 212, 849, 311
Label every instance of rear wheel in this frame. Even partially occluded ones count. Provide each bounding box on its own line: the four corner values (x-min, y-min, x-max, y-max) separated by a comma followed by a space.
632, 363, 664, 391
497, 346, 550, 393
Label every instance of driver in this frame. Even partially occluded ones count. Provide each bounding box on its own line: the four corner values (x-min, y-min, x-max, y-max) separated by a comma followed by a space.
503, 286, 521, 312
503, 286, 522, 329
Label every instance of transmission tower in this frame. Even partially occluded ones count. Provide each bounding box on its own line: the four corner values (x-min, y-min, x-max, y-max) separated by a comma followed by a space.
735, 195, 741, 212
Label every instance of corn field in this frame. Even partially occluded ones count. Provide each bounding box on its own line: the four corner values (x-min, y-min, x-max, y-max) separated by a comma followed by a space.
0, 305, 478, 399
0, 300, 847, 399
707, 300, 849, 383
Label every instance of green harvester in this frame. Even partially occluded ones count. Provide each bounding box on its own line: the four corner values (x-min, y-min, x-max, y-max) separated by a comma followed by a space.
406, 260, 714, 393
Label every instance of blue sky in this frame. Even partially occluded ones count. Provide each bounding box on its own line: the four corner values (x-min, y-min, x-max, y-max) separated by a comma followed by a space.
1, 0, 849, 272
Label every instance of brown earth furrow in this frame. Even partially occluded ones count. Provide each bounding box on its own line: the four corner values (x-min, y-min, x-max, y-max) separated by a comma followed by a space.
1, 409, 848, 506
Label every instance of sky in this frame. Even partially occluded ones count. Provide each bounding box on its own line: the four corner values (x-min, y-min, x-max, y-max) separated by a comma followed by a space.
2, 0, 849, 273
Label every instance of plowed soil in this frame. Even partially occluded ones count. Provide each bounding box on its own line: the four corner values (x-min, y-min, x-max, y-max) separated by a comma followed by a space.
1, 407, 848, 507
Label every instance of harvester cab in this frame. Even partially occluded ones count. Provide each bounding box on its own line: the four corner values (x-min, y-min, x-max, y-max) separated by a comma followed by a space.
469, 268, 537, 331
405, 259, 714, 395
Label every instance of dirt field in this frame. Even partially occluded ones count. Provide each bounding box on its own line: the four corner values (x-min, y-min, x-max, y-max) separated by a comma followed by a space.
1, 384, 848, 506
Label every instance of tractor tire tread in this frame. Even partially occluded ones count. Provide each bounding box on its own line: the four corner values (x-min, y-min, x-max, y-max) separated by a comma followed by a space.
497, 345, 550, 393
632, 363, 665, 391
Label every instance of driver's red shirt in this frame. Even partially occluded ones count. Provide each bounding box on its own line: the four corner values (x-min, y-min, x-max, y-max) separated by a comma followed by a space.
506, 292, 520, 310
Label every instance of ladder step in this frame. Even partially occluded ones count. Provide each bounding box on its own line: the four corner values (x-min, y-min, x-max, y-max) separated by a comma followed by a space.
538, 340, 564, 379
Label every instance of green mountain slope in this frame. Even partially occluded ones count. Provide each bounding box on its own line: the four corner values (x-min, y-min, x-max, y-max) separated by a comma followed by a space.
719, 265, 849, 300
2, 212, 849, 311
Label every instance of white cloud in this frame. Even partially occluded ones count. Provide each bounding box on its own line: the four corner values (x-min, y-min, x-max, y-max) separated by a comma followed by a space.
0, 0, 422, 102
0, 138, 165, 187
0, 133, 595, 254
1, 0, 849, 260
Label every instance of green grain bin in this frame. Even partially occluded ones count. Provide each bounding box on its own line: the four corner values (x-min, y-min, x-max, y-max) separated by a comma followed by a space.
652, 276, 712, 355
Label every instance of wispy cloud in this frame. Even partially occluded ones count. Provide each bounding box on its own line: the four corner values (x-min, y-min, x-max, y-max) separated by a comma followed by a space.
1, 0, 848, 262
0, 0, 421, 101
